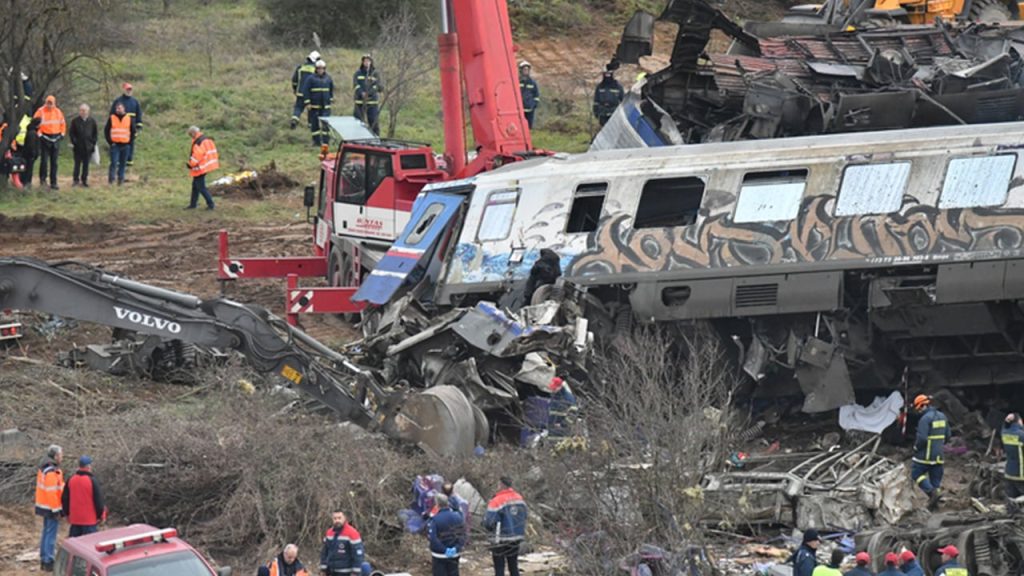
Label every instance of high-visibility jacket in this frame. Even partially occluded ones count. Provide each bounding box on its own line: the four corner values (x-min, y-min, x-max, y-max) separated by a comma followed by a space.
108, 114, 132, 144
34, 458, 64, 517
34, 105, 66, 137
188, 133, 219, 177
15, 115, 30, 147
353, 66, 381, 105
812, 565, 842, 576
62, 469, 106, 526
292, 59, 317, 96
934, 561, 969, 576
519, 75, 540, 113
483, 487, 527, 545
110, 94, 143, 127
319, 523, 364, 574
301, 73, 334, 111
1003, 421, 1024, 480
268, 553, 309, 576
913, 407, 950, 465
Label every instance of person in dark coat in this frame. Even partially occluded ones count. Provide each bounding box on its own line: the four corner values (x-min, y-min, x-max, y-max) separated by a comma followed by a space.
428, 494, 465, 576
844, 552, 874, 576
592, 70, 624, 126
790, 529, 819, 576
300, 60, 334, 146
353, 55, 381, 135
18, 116, 41, 189
518, 61, 539, 128
523, 248, 562, 305
291, 50, 319, 128
69, 104, 98, 187
899, 551, 924, 576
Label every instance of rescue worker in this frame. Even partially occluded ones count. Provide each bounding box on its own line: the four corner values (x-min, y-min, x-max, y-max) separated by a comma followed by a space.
518, 61, 539, 129
878, 553, 903, 576
291, 50, 320, 129
105, 103, 135, 185
428, 494, 466, 576
483, 476, 527, 576
844, 552, 874, 576
899, 551, 924, 576
911, 394, 950, 510
547, 377, 579, 438
16, 116, 41, 189
35, 444, 64, 572
790, 529, 819, 576
20, 71, 33, 103
185, 125, 219, 210
812, 550, 844, 576
267, 543, 308, 576
300, 60, 333, 146
33, 95, 66, 190
1002, 412, 1024, 514
61, 455, 106, 537
70, 103, 97, 187
934, 545, 968, 576
110, 83, 143, 166
353, 55, 381, 135
319, 510, 365, 575
592, 70, 624, 127
523, 248, 561, 305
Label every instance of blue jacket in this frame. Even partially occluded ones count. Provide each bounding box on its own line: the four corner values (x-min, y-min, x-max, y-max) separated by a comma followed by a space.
879, 568, 903, 576
914, 407, 950, 464
292, 59, 317, 96
901, 560, 924, 576
548, 385, 579, 438
483, 487, 527, 545
791, 545, 817, 576
428, 509, 466, 558
593, 78, 624, 118
934, 561, 968, 576
1003, 421, 1024, 480
519, 75, 539, 113
844, 566, 874, 576
353, 66, 381, 105
110, 94, 143, 127
301, 73, 334, 111
319, 523, 364, 574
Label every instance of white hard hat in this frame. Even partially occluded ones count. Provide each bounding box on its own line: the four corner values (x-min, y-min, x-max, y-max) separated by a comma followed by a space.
315, 60, 326, 68
309, 50, 321, 62
519, 60, 532, 69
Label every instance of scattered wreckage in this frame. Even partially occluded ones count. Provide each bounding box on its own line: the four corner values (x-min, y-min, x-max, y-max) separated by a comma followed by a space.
597, 0, 1024, 149
856, 518, 1024, 575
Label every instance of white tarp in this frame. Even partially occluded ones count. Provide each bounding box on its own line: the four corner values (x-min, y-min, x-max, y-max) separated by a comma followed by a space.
838, 391, 904, 434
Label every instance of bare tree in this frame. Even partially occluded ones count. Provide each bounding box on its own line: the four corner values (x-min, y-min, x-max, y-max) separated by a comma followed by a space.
0, 0, 122, 172
371, 5, 438, 139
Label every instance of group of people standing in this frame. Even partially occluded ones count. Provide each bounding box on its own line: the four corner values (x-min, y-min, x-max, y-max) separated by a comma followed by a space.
34, 445, 107, 572
289, 51, 381, 145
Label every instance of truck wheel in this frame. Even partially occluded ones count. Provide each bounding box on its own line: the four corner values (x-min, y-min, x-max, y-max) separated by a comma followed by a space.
328, 248, 358, 323
970, 0, 1012, 21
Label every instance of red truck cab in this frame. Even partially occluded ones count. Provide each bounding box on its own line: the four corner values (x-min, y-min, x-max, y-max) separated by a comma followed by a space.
54, 525, 230, 576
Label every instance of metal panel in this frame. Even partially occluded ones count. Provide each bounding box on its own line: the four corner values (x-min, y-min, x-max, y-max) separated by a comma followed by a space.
936, 261, 1006, 304
1003, 260, 1024, 300
631, 278, 734, 320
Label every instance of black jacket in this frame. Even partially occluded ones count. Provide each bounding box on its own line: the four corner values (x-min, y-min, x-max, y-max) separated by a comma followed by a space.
70, 116, 98, 153
20, 119, 41, 160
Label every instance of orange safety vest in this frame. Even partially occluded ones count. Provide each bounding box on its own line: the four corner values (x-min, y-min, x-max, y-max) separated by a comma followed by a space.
34, 463, 64, 516
189, 133, 220, 177
268, 557, 309, 576
109, 114, 131, 144
34, 106, 66, 137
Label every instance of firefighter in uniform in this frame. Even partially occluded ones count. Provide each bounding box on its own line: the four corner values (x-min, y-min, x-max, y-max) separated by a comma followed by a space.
1002, 412, 1024, 514
518, 61, 539, 129
300, 60, 333, 146
291, 50, 320, 129
353, 55, 381, 135
319, 511, 365, 575
547, 377, 579, 439
186, 125, 219, 210
911, 394, 950, 510
35, 444, 64, 572
934, 545, 968, 576
592, 70, 624, 127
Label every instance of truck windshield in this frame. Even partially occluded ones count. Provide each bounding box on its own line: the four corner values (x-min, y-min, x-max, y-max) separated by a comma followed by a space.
108, 551, 212, 576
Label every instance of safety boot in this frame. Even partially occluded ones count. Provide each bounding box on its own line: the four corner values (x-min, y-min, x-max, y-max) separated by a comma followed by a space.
927, 489, 941, 511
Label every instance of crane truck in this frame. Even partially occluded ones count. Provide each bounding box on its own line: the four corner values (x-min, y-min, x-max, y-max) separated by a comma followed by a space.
216, 0, 541, 325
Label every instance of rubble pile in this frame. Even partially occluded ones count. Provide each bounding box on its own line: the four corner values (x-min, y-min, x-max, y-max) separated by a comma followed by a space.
598, 0, 1024, 147
857, 519, 1024, 575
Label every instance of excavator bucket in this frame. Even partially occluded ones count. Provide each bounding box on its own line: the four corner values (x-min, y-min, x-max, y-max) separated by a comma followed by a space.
382, 386, 484, 457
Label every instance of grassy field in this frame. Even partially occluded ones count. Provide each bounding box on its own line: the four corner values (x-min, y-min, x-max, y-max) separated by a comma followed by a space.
0, 0, 595, 224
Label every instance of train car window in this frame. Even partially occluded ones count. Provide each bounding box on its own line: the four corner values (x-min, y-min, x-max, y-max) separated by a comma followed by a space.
835, 162, 911, 216
634, 176, 705, 229
734, 169, 808, 224
477, 189, 520, 241
566, 183, 607, 234
939, 154, 1016, 209
406, 202, 446, 245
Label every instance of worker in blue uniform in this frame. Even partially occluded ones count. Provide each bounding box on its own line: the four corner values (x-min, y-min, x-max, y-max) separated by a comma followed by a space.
353, 55, 381, 135
1002, 412, 1024, 514
934, 545, 968, 576
790, 529, 819, 576
518, 61, 539, 129
300, 60, 333, 146
291, 50, 319, 129
592, 70, 624, 126
911, 394, 950, 510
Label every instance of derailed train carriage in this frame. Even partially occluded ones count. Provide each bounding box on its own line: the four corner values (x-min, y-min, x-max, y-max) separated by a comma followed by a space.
355, 121, 1024, 411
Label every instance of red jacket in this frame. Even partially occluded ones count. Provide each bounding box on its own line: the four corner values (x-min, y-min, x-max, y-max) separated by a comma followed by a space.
61, 469, 106, 526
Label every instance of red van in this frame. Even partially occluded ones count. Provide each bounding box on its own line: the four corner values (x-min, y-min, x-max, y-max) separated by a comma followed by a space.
54, 525, 231, 576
